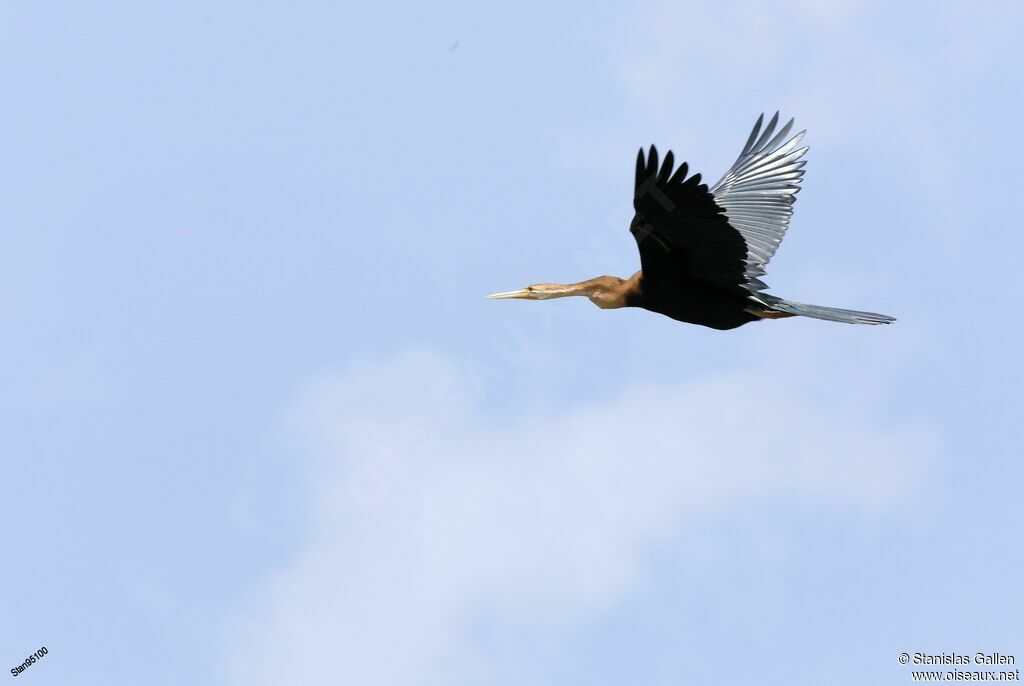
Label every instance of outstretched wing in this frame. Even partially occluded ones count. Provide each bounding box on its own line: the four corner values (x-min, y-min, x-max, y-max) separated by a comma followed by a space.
630, 113, 809, 298
710, 112, 809, 293
630, 145, 750, 296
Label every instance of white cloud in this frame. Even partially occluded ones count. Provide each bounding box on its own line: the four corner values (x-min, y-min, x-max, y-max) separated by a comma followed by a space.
223, 348, 937, 686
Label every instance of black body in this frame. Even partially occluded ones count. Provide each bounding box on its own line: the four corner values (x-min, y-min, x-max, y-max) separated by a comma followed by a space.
628, 273, 759, 330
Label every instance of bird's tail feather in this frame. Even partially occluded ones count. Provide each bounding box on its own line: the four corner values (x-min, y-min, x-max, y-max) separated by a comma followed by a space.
762, 296, 895, 325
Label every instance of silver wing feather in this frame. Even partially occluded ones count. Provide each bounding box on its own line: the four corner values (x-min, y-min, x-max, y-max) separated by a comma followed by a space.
710, 112, 809, 293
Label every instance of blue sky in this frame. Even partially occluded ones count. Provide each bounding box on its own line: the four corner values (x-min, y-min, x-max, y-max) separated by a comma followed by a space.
2, 1, 1022, 684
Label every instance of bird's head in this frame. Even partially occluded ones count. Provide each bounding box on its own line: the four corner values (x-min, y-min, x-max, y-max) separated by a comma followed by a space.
485, 284, 575, 300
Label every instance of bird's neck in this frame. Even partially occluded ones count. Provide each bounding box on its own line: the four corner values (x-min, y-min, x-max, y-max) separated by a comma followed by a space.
575, 272, 642, 309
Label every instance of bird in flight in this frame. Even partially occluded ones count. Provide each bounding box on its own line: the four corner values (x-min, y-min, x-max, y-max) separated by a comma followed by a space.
488, 113, 894, 329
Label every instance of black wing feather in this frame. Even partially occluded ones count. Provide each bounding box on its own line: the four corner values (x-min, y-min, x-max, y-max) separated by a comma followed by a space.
630, 145, 749, 295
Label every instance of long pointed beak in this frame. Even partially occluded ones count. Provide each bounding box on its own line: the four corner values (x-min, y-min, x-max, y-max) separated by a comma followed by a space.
486, 289, 533, 300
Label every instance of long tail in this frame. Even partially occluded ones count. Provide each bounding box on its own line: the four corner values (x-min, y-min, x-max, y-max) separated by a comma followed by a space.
760, 295, 895, 325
